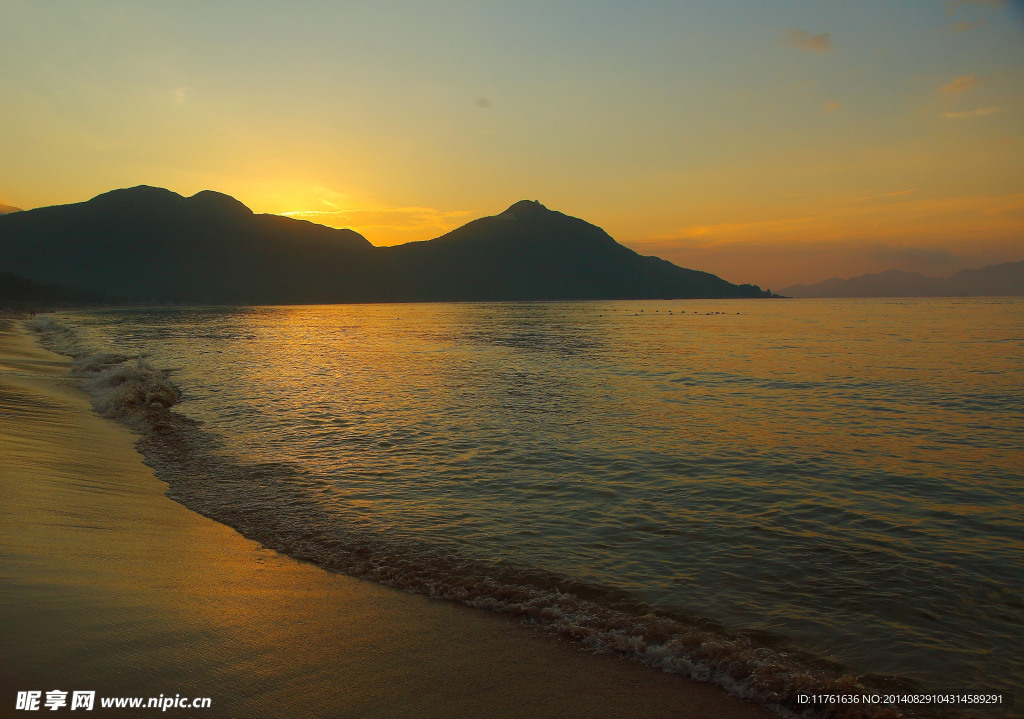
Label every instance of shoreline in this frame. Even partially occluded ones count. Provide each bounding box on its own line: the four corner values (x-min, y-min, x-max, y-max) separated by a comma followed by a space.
0, 317, 771, 718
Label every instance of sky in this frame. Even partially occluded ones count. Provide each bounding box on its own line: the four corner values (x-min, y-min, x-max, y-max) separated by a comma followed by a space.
1, 0, 1022, 290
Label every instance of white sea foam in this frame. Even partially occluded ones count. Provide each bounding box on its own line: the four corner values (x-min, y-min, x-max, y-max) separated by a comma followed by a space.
30, 316, 82, 356
33, 318, 182, 430
76, 355, 181, 428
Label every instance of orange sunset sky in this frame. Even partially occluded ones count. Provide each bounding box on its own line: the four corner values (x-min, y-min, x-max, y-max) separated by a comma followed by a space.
2, 1, 1022, 290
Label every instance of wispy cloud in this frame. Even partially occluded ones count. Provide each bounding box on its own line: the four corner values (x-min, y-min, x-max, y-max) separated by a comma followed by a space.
940, 74, 982, 94
942, 106, 1001, 119
786, 30, 832, 53
280, 205, 475, 240
625, 191, 1024, 287
951, 20, 985, 32
171, 87, 188, 105
824, 101, 843, 114
655, 216, 818, 242
948, 0, 1003, 9
865, 244, 963, 269
640, 192, 1024, 247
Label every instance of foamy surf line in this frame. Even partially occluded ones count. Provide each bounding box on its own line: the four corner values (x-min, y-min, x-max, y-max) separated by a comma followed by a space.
31, 315, 952, 719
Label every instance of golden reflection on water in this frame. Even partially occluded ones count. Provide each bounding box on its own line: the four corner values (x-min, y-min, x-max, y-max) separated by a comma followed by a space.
57, 298, 1024, 699
1, 350, 750, 719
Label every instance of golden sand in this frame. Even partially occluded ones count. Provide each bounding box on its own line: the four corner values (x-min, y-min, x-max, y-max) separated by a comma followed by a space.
0, 317, 770, 718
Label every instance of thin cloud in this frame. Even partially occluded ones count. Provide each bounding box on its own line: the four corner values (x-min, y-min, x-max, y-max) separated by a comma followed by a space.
654, 216, 818, 243
951, 20, 985, 32
940, 74, 982, 94
948, 0, 1003, 9
942, 106, 1001, 119
786, 30, 832, 53
280, 205, 475, 239
638, 192, 1024, 248
824, 101, 843, 114
866, 244, 962, 269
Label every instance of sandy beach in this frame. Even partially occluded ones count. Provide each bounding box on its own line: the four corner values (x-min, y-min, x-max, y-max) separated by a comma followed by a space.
0, 316, 770, 719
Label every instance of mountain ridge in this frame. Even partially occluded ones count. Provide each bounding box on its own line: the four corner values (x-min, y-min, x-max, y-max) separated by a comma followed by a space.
0, 186, 772, 304
781, 261, 1024, 297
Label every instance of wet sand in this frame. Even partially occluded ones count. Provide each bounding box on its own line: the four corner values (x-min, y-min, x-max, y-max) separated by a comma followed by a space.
0, 316, 771, 718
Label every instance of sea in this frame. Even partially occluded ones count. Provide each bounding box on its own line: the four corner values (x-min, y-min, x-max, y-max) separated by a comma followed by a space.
37, 298, 1023, 717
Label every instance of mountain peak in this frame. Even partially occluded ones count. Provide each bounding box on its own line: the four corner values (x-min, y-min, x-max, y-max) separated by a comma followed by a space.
498, 200, 549, 219
88, 185, 184, 206
188, 190, 253, 216
83, 186, 254, 220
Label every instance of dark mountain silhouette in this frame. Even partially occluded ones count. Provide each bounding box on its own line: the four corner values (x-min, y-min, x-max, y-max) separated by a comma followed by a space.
0, 272, 115, 308
368, 200, 768, 301
945, 261, 1024, 296
0, 186, 772, 303
0, 186, 373, 304
0, 203, 22, 215
780, 261, 1024, 297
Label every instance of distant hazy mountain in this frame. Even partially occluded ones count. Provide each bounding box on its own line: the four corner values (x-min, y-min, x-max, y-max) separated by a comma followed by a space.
0, 203, 22, 215
944, 261, 1024, 296
0, 186, 772, 303
781, 261, 1024, 298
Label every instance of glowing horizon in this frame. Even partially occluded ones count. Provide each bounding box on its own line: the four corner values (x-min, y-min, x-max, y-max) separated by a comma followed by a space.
2, 1, 1022, 289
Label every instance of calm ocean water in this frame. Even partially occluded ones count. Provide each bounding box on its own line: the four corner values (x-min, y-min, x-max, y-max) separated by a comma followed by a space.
42, 298, 1023, 716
